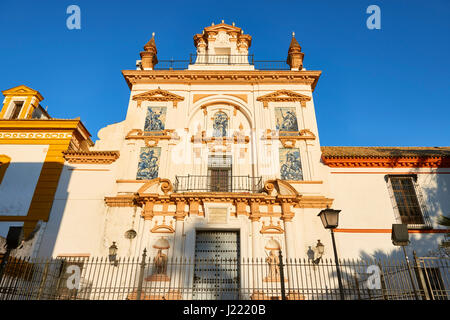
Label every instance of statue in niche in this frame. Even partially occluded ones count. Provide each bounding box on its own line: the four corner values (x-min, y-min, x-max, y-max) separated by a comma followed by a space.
145, 237, 170, 282
154, 249, 168, 274
212, 111, 228, 137
266, 250, 280, 279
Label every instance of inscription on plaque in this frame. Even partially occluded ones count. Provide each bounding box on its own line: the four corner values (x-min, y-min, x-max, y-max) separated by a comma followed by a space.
207, 207, 228, 224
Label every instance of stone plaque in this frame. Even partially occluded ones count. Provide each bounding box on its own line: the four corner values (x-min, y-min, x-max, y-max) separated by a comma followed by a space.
207, 207, 228, 224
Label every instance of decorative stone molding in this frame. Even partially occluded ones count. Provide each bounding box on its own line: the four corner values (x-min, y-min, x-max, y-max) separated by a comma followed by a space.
193, 22, 252, 51
125, 129, 180, 147
122, 70, 321, 91
193, 94, 248, 104
256, 90, 311, 108
0, 132, 73, 140
190, 130, 250, 145
105, 178, 334, 221
150, 217, 175, 233
262, 129, 316, 147
104, 195, 136, 207
132, 88, 184, 108
260, 217, 284, 234
140, 33, 158, 70
286, 33, 304, 70
63, 150, 120, 164
137, 178, 174, 195
321, 155, 450, 168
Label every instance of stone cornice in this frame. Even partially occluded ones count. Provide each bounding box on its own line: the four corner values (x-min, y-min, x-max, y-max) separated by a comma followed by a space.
321, 155, 450, 168
0, 119, 93, 146
122, 70, 321, 91
105, 192, 333, 210
63, 150, 120, 164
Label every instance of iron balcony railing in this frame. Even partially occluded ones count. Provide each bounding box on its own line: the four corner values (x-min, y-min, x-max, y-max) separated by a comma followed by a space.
0, 252, 448, 300
153, 54, 290, 70
190, 54, 254, 65
174, 175, 263, 193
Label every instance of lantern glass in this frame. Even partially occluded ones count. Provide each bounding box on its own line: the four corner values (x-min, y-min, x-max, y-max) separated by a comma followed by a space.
318, 209, 341, 229
109, 242, 118, 256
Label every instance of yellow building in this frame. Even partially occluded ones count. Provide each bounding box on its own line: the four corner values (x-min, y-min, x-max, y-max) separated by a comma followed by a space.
0, 85, 92, 252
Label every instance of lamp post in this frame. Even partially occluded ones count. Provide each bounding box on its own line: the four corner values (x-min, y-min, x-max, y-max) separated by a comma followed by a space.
317, 208, 345, 300
108, 242, 118, 266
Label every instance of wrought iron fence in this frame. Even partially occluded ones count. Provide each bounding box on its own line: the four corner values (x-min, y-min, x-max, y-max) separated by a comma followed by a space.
174, 175, 263, 193
0, 251, 448, 301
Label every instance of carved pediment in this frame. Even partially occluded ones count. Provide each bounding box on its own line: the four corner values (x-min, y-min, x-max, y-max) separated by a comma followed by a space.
203, 22, 242, 34
256, 90, 311, 108
132, 88, 184, 108
2, 85, 43, 101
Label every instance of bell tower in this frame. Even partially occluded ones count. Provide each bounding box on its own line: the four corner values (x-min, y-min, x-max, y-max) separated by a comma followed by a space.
190, 21, 253, 70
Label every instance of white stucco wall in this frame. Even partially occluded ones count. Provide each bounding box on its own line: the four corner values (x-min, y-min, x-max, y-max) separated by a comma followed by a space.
0, 144, 47, 215
36, 163, 118, 257
35, 81, 449, 262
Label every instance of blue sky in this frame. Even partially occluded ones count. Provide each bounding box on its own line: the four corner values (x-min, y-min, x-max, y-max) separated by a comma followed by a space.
0, 0, 449, 146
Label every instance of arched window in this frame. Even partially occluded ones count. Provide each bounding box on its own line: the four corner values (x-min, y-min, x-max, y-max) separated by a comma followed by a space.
212, 111, 228, 137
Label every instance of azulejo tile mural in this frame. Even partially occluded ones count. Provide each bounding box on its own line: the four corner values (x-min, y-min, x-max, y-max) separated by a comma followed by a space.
144, 107, 166, 132
275, 107, 299, 133
212, 111, 228, 137
279, 148, 303, 181
136, 147, 161, 180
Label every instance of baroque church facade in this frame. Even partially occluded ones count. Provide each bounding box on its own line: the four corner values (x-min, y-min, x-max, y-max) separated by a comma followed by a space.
1, 22, 449, 266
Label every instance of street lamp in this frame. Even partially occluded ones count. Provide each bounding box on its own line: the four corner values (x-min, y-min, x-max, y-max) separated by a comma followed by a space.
317, 208, 345, 300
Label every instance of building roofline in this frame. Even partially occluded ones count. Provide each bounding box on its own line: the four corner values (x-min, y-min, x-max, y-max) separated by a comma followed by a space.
122, 70, 322, 91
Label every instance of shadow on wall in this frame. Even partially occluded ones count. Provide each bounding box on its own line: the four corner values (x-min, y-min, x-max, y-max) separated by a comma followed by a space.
377, 148, 449, 230
0, 162, 74, 258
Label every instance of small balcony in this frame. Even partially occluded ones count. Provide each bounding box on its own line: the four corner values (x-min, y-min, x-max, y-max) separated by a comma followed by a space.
174, 175, 263, 193
153, 54, 290, 70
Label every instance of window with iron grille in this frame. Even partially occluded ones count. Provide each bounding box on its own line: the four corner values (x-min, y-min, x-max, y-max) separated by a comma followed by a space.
208, 154, 231, 192
385, 175, 431, 228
